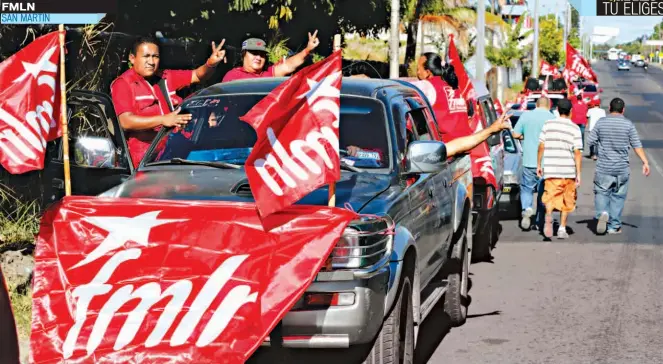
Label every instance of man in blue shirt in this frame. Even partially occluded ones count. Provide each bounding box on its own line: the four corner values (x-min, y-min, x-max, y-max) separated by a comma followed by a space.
512, 97, 554, 230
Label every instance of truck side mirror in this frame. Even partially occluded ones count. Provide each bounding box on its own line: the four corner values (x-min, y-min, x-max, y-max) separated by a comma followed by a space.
404, 140, 448, 174
487, 133, 501, 147
73, 136, 118, 169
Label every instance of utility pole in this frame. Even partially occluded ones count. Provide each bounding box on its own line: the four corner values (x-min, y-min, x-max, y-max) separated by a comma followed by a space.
476, 0, 486, 82
389, 0, 400, 78
562, 1, 569, 50
533, 0, 540, 77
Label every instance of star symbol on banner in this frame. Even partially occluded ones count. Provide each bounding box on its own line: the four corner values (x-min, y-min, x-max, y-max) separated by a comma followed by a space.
297, 71, 341, 105
71, 211, 187, 269
13, 46, 58, 83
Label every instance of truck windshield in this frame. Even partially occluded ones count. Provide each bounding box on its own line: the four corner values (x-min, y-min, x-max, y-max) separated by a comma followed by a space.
144, 94, 391, 170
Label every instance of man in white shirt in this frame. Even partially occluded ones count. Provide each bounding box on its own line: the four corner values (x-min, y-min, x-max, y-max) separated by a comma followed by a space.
537, 99, 583, 239
586, 100, 606, 160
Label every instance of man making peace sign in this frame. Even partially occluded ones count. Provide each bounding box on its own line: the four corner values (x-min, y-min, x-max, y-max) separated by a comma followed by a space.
222, 30, 321, 82
111, 36, 228, 168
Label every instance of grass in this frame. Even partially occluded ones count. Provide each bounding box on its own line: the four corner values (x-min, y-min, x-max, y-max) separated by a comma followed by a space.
343, 37, 407, 64
504, 82, 523, 103
0, 184, 40, 249
7, 282, 32, 340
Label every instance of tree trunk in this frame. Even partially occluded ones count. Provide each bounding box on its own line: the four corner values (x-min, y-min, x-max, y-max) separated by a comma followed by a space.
404, 0, 423, 67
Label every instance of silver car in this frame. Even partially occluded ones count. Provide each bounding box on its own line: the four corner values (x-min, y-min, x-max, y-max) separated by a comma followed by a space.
499, 128, 523, 218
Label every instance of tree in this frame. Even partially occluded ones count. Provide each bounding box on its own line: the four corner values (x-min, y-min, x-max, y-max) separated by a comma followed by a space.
486, 13, 531, 67
538, 14, 563, 65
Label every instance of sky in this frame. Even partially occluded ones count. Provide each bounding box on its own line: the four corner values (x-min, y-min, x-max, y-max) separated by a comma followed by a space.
527, 0, 663, 44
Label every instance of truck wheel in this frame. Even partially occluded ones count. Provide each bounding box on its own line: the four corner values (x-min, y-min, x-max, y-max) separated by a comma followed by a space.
363, 276, 414, 364
444, 217, 471, 326
471, 212, 493, 262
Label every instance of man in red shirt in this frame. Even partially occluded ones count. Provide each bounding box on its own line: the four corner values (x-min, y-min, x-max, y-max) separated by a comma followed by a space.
222, 30, 320, 82
111, 36, 227, 168
570, 89, 589, 148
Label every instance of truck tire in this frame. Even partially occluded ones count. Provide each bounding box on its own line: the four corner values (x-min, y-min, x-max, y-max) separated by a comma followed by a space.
471, 212, 494, 262
444, 217, 471, 326
363, 276, 414, 364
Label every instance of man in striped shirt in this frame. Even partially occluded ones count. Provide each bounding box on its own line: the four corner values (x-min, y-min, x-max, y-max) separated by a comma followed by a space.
537, 99, 583, 239
587, 98, 650, 235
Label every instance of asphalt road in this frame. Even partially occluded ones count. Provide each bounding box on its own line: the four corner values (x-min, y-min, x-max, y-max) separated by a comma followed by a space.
421, 60, 663, 364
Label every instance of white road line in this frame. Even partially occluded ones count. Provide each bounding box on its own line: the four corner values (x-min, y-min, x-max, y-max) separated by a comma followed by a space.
647, 151, 663, 178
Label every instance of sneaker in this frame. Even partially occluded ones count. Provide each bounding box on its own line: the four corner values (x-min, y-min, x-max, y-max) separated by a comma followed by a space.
607, 228, 622, 235
543, 214, 553, 238
596, 212, 609, 235
557, 226, 569, 239
521, 208, 534, 230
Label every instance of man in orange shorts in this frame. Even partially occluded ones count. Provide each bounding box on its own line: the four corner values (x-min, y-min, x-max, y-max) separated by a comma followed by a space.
536, 98, 583, 239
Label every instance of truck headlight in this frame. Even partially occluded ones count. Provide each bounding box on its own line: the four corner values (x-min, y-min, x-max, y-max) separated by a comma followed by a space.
330, 216, 393, 270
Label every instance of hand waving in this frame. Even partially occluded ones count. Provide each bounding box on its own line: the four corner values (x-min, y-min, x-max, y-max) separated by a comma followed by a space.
207, 39, 227, 66
306, 30, 320, 52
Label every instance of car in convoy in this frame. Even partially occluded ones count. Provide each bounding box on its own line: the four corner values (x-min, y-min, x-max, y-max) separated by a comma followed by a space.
467, 80, 504, 261
635, 59, 647, 68
574, 81, 603, 105
498, 129, 523, 218
618, 59, 630, 71
526, 92, 567, 113
34, 78, 474, 362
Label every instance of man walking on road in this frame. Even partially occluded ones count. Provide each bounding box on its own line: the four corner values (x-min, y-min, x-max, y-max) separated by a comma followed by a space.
571, 89, 589, 149
537, 99, 583, 239
587, 98, 650, 235
512, 96, 553, 231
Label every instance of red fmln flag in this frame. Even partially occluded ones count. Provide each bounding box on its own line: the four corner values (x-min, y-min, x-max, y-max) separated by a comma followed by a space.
447, 34, 476, 101
30, 197, 357, 363
566, 43, 598, 83
539, 60, 559, 76
0, 31, 62, 174
240, 50, 342, 218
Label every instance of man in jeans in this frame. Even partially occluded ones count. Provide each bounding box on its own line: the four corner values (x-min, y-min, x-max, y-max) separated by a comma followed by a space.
587, 98, 650, 234
512, 97, 553, 230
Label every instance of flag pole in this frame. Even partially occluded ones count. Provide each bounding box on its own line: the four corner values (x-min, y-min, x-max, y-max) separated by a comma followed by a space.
329, 33, 342, 208
58, 24, 71, 196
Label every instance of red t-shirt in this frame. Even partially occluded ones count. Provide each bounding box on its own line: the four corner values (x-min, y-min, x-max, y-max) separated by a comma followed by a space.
570, 97, 588, 125
110, 68, 193, 168
222, 65, 275, 82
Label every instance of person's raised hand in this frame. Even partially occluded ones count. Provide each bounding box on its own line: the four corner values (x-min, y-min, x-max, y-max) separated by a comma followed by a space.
306, 30, 320, 52
207, 39, 227, 66
490, 113, 512, 132
162, 107, 192, 128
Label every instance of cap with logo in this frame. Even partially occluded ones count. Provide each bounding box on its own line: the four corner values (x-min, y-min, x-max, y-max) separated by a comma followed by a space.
241, 38, 267, 52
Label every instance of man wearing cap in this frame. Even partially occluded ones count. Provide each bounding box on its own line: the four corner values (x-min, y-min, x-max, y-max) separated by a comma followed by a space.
222, 30, 320, 82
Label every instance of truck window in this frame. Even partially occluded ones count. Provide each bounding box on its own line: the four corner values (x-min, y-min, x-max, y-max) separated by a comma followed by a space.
407, 108, 433, 141
480, 99, 497, 126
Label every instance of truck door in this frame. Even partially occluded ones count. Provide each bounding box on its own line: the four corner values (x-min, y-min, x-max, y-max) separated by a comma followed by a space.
404, 97, 453, 283
44, 90, 133, 204
479, 97, 504, 197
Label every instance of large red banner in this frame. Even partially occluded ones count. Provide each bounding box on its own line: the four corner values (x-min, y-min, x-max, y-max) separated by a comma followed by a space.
0, 31, 62, 174
565, 43, 598, 83
30, 197, 357, 363
447, 34, 476, 101
241, 51, 342, 218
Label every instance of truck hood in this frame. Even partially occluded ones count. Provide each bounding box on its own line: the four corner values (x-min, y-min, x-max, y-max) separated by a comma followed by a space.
104, 169, 393, 212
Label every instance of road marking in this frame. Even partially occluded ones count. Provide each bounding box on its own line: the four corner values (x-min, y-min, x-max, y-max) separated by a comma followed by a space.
647, 151, 663, 178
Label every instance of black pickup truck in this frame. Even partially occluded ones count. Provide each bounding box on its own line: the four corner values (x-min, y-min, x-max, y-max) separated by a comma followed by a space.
7, 78, 475, 362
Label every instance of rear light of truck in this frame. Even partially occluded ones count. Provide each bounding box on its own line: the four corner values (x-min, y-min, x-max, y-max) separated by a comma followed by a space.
304, 292, 356, 308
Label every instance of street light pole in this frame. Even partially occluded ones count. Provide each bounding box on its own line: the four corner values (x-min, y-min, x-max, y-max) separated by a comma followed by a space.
562, 1, 569, 50
533, 0, 540, 77
476, 0, 486, 82
389, 0, 400, 78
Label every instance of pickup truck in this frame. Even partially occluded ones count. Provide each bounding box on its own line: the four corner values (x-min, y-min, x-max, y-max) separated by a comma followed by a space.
18, 77, 474, 362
